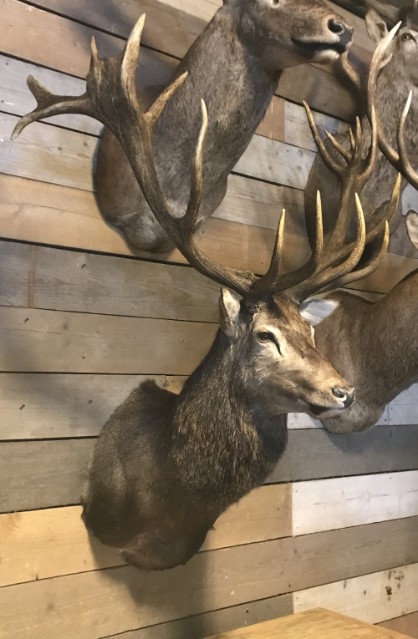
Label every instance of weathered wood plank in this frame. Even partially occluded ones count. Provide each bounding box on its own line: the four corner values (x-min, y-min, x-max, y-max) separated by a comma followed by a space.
1, 0, 175, 84
292, 472, 418, 535
380, 612, 418, 638
1, 517, 417, 638
102, 595, 293, 639
4, 372, 418, 440
0, 241, 220, 323
2, 112, 316, 192
0, 307, 217, 375
294, 563, 418, 625
271, 426, 418, 483
0, 374, 165, 440
0, 55, 347, 151
0, 439, 94, 512
1, 172, 417, 295
3, 427, 418, 509
0, 485, 291, 587
0, 174, 312, 278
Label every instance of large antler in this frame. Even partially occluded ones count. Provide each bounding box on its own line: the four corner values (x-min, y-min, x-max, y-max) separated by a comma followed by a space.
12, 13, 399, 303
366, 21, 418, 189
283, 101, 400, 300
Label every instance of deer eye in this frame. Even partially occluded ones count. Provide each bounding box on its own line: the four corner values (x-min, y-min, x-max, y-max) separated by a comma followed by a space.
402, 32, 414, 42
256, 331, 281, 353
257, 331, 275, 343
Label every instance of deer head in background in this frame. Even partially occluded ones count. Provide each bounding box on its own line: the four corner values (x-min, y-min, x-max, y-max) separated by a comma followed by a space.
12, 15, 398, 570
93, 0, 353, 253
308, 27, 418, 434
304, 0, 418, 255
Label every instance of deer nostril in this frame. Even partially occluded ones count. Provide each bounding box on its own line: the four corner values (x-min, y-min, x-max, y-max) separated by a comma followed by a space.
332, 387, 347, 400
328, 19, 345, 35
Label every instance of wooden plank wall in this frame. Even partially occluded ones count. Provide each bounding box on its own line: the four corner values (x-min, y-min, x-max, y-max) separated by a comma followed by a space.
0, 1, 418, 638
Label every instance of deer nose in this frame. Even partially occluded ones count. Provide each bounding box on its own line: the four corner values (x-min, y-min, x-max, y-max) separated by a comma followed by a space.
332, 386, 355, 408
328, 19, 353, 48
328, 19, 345, 34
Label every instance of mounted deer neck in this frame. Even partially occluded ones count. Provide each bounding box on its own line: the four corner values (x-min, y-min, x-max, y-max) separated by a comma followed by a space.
94, 0, 352, 253
304, 2, 418, 253
13, 14, 398, 570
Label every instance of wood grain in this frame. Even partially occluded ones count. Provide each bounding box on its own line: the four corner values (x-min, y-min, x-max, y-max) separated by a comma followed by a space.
0, 485, 291, 587
2, 427, 418, 510
292, 471, 418, 535
0, 240, 220, 323
294, 564, 418, 625
0, 306, 216, 375
3, 112, 316, 192
2, 516, 417, 639
101, 595, 293, 639
203, 609, 412, 639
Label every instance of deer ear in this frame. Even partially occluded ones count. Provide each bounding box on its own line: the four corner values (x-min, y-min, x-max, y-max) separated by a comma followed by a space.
300, 299, 339, 326
406, 210, 418, 249
219, 288, 241, 337
365, 8, 389, 43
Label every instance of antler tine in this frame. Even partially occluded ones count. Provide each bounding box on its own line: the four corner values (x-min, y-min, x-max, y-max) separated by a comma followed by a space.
397, 91, 418, 189
251, 209, 286, 293
367, 22, 402, 166
325, 131, 351, 163
340, 50, 362, 93
303, 101, 345, 176
288, 171, 401, 301
14, 13, 285, 297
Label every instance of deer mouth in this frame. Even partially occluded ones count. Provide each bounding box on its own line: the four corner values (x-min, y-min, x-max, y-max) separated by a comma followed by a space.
307, 394, 355, 417
291, 38, 350, 56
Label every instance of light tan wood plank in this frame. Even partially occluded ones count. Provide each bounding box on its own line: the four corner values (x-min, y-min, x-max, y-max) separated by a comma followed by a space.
380, 612, 418, 638
294, 563, 418, 625
293, 471, 418, 535
0, 307, 216, 375
203, 609, 412, 639
102, 595, 293, 639
0, 484, 291, 587
1, 518, 418, 638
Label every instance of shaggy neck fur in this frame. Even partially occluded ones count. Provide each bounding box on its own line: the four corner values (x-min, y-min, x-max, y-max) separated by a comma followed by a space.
171, 330, 287, 509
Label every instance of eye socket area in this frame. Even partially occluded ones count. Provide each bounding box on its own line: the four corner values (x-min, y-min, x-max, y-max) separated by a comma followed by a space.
256, 330, 282, 354
401, 31, 416, 43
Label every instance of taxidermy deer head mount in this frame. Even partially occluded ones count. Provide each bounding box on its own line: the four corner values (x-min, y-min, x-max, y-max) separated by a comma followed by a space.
12, 15, 398, 570
305, 0, 418, 252
92, 0, 353, 252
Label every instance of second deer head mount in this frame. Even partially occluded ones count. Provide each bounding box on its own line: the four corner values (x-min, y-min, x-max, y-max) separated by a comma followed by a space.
93, 0, 353, 253
305, 1, 418, 255
308, 24, 418, 434
13, 14, 398, 570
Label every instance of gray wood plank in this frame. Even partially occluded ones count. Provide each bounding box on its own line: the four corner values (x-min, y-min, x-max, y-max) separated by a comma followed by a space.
0, 241, 219, 322
102, 595, 293, 639
3, 426, 418, 509
0, 307, 216, 375
270, 426, 418, 483
1, 517, 417, 638
0, 439, 94, 512
0, 374, 165, 440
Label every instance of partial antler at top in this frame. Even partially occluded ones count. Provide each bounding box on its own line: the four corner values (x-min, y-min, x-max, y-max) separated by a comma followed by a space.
366, 22, 418, 189
12, 13, 400, 303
